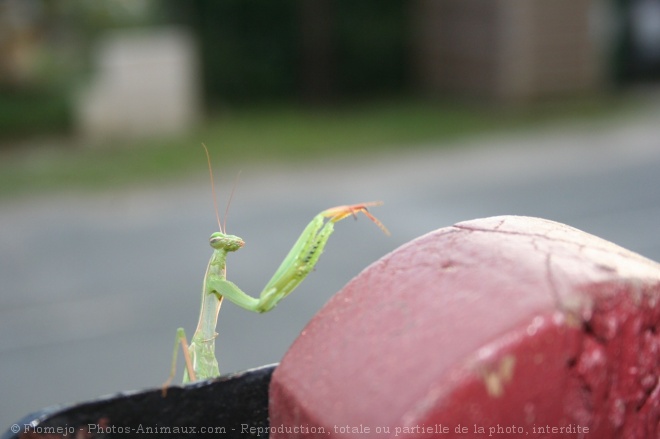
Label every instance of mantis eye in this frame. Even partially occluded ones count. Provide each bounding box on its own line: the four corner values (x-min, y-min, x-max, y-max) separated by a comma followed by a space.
209, 232, 225, 248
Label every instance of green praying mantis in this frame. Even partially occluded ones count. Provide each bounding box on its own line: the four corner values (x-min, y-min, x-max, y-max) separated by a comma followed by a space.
163, 147, 389, 391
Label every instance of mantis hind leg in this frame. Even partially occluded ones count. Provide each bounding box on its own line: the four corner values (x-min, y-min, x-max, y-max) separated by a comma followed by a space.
161, 327, 196, 396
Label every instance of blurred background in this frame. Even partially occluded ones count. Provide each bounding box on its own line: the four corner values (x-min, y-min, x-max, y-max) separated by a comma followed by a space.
2, 0, 660, 430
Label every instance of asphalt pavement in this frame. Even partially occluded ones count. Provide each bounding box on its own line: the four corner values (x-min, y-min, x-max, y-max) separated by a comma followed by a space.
1, 105, 660, 430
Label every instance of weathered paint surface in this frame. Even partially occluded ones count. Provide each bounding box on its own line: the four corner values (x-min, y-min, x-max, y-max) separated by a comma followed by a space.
270, 216, 660, 438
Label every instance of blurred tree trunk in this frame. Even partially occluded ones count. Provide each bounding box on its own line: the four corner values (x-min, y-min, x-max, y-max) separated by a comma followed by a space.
299, 0, 336, 103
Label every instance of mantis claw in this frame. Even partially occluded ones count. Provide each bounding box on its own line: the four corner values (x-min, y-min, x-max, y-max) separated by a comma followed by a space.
321, 202, 390, 235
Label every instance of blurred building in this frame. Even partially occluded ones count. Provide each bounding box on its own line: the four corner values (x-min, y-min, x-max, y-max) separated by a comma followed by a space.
76, 27, 200, 141
411, 0, 610, 103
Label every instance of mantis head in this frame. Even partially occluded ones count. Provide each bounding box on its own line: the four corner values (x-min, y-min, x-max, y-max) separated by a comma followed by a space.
209, 231, 245, 253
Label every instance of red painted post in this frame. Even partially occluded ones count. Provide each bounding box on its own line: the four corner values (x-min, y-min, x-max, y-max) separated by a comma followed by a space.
270, 216, 660, 438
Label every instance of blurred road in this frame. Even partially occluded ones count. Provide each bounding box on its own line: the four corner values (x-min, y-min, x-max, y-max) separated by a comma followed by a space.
2, 108, 660, 430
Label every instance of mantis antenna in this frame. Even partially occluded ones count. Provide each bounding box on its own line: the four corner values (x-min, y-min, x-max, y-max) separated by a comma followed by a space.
223, 170, 241, 234
202, 143, 223, 233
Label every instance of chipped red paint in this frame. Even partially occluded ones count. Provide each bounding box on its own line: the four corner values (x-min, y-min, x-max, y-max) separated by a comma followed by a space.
270, 216, 660, 438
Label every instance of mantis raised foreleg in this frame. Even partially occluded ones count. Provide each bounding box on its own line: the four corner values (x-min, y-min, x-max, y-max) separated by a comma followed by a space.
163, 202, 389, 390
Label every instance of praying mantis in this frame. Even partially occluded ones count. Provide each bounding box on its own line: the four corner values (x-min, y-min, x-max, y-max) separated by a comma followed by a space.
163, 147, 389, 390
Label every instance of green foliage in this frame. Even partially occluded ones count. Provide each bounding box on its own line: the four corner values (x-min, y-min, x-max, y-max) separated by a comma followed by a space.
0, 90, 72, 139
168, 0, 407, 105
336, 0, 408, 95
177, 0, 298, 105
